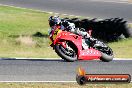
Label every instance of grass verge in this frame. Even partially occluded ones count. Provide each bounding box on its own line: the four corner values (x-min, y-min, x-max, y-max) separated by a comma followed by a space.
108, 38, 132, 58
0, 5, 59, 58
0, 82, 131, 88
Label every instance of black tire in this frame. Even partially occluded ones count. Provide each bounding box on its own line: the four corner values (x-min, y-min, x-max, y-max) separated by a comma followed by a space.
54, 43, 77, 62
100, 52, 114, 62
122, 25, 132, 38
93, 41, 114, 62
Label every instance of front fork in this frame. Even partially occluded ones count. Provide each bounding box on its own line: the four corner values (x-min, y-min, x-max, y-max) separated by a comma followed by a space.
53, 41, 67, 50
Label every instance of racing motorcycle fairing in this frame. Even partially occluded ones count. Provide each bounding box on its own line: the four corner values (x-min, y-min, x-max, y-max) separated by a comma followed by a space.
53, 30, 82, 54
78, 48, 101, 60
53, 30, 101, 60
49, 25, 113, 62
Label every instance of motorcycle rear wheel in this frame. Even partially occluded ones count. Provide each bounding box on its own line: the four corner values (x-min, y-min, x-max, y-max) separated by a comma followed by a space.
99, 46, 114, 62
100, 51, 114, 62
94, 41, 114, 62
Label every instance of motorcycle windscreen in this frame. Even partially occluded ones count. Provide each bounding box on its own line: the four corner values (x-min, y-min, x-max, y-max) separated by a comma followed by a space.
78, 48, 101, 60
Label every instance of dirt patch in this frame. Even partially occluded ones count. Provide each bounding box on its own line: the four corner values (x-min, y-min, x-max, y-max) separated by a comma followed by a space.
16, 36, 36, 46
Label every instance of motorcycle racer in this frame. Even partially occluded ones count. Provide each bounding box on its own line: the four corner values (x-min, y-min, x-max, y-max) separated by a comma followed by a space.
48, 16, 96, 48
48, 16, 113, 62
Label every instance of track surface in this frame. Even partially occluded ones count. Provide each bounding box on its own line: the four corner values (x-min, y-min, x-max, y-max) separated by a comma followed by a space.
0, 0, 132, 22
0, 59, 132, 81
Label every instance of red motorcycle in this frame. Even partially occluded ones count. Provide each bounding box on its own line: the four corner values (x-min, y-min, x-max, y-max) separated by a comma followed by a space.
49, 26, 114, 62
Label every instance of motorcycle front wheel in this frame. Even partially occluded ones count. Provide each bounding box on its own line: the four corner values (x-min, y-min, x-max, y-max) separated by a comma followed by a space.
54, 41, 77, 62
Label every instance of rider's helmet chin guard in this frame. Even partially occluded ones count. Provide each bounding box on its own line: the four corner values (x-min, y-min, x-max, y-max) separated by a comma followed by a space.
48, 16, 61, 27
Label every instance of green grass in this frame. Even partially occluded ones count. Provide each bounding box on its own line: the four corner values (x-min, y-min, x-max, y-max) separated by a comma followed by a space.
0, 5, 59, 58
0, 5, 132, 58
0, 6, 49, 34
108, 38, 132, 58
0, 83, 131, 88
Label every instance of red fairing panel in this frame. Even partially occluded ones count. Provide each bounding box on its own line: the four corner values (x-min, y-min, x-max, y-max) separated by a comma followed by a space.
54, 31, 83, 51
78, 48, 101, 60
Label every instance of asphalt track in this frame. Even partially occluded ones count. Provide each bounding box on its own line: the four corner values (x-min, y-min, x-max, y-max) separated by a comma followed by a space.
0, 0, 132, 22
0, 58, 132, 81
